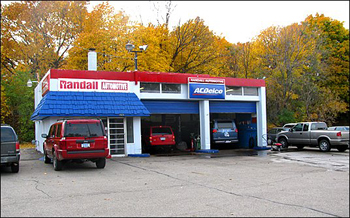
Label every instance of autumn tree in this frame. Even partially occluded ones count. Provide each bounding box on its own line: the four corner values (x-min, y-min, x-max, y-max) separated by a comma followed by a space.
255, 23, 323, 124
1, 1, 88, 79
168, 17, 231, 75
228, 42, 258, 79
65, 2, 136, 72
304, 14, 349, 124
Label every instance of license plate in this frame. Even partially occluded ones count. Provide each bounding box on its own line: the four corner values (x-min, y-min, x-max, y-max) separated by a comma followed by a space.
81, 143, 90, 148
225, 141, 231, 143
160, 137, 166, 141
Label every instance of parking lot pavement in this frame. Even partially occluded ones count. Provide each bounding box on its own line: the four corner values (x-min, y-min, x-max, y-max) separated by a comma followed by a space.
1, 148, 349, 217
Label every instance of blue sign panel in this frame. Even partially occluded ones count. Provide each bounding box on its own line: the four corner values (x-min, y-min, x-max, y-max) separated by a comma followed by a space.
189, 83, 225, 99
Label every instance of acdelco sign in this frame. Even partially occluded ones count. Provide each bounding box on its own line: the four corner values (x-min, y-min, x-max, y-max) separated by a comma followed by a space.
194, 87, 223, 95
188, 77, 225, 99
58, 79, 129, 92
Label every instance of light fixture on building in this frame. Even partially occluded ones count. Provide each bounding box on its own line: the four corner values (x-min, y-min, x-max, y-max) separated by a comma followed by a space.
125, 43, 148, 71
27, 79, 38, 87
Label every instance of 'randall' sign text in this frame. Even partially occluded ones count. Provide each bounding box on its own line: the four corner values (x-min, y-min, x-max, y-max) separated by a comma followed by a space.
58, 79, 129, 92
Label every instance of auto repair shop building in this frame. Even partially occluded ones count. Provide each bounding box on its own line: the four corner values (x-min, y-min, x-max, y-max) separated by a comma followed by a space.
31, 54, 267, 156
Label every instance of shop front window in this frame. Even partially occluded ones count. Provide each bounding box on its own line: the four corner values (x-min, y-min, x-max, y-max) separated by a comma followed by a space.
140, 82, 160, 93
244, 87, 258, 96
162, 83, 181, 93
126, 117, 134, 143
226, 86, 242, 95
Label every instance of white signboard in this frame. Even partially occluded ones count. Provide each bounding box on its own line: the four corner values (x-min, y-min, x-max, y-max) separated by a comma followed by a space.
58, 79, 129, 92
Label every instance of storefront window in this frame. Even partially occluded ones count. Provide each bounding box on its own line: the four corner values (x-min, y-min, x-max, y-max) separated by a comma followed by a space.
140, 82, 160, 93
126, 117, 134, 143
244, 87, 258, 96
162, 83, 181, 93
226, 86, 242, 95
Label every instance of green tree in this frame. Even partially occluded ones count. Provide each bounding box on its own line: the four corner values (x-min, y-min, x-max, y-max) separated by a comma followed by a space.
1, 71, 35, 142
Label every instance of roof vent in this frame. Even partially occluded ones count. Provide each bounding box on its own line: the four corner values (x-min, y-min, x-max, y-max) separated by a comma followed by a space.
88, 48, 97, 71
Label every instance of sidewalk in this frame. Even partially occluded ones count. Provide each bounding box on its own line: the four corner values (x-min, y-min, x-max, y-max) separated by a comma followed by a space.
20, 147, 42, 161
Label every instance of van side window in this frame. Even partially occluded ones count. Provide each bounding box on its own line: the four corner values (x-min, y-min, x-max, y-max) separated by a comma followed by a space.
56, 124, 62, 137
303, 124, 309, 131
49, 125, 57, 138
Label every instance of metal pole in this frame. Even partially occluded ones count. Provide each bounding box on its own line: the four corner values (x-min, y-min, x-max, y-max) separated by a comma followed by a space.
134, 52, 138, 71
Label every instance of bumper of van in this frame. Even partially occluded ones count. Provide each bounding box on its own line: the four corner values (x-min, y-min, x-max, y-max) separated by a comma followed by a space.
213, 139, 239, 144
1, 155, 20, 165
57, 149, 109, 160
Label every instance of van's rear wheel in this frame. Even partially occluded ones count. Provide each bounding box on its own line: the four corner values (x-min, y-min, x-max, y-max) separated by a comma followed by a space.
53, 152, 63, 171
319, 139, 331, 152
11, 163, 19, 173
96, 158, 106, 169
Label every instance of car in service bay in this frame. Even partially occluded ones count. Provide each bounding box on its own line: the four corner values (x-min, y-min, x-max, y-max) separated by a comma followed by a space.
211, 119, 239, 144
142, 126, 176, 153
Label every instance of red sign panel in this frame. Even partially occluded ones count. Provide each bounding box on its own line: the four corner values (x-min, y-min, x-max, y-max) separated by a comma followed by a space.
188, 77, 225, 84
58, 79, 129, 92
42, 74, 50, 96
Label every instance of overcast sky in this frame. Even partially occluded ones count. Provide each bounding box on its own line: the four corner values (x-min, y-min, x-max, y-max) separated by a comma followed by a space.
88, 1, 350, 44
2, 1, 349, 44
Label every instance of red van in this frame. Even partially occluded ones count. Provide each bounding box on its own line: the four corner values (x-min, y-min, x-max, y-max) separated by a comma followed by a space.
142, 126, 175, 152
42, 119, 109, 171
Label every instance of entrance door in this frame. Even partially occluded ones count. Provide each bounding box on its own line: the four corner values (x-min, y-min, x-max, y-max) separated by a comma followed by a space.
102, 117, 126, 156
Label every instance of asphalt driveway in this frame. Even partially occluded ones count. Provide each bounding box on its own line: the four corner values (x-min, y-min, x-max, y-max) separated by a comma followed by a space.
1, 147, 349, 217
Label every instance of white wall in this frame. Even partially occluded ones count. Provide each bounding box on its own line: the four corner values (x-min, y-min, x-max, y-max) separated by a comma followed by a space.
199, 100, 211, 150
126, 117, 142, 155
257, 87, 268, 147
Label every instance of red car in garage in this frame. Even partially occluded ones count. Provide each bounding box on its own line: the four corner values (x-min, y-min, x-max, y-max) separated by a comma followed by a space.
142, 126, 175, 153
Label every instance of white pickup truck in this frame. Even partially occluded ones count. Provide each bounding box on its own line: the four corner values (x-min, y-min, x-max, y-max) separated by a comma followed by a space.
276, 122, 349, 152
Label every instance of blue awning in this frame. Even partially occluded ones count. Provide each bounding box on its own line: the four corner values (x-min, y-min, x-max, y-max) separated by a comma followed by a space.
31, 91, 150, 120
209, 101, 256, 113
142, 100, 199, 114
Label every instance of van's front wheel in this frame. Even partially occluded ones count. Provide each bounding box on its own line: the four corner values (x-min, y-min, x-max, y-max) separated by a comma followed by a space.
43, 149, 51, 164
53, 151, 63, 171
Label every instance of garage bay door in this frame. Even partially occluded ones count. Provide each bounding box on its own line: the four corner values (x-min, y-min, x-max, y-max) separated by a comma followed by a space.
209, 101, 256, 113
142, 100, 199, 114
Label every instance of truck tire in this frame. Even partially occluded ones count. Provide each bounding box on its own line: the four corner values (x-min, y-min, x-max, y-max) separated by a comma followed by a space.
337, 145, 347, 152
11, 163, 19, 173
278, 138, 288, 149
297, 145, 304, 150
53, 151, 63, 171
318, 139, 331, 152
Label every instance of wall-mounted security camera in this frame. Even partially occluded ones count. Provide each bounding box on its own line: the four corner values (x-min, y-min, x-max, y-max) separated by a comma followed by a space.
139, 45, 148, 51
125, 43, 135, 52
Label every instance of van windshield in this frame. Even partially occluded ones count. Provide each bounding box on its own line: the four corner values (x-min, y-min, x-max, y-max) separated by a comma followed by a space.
152, 127, 172, 135
217, 121, 234, 129
64, 122, 105, 137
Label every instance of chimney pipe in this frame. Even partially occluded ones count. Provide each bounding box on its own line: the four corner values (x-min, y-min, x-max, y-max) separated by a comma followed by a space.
88, 48, 97, 71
